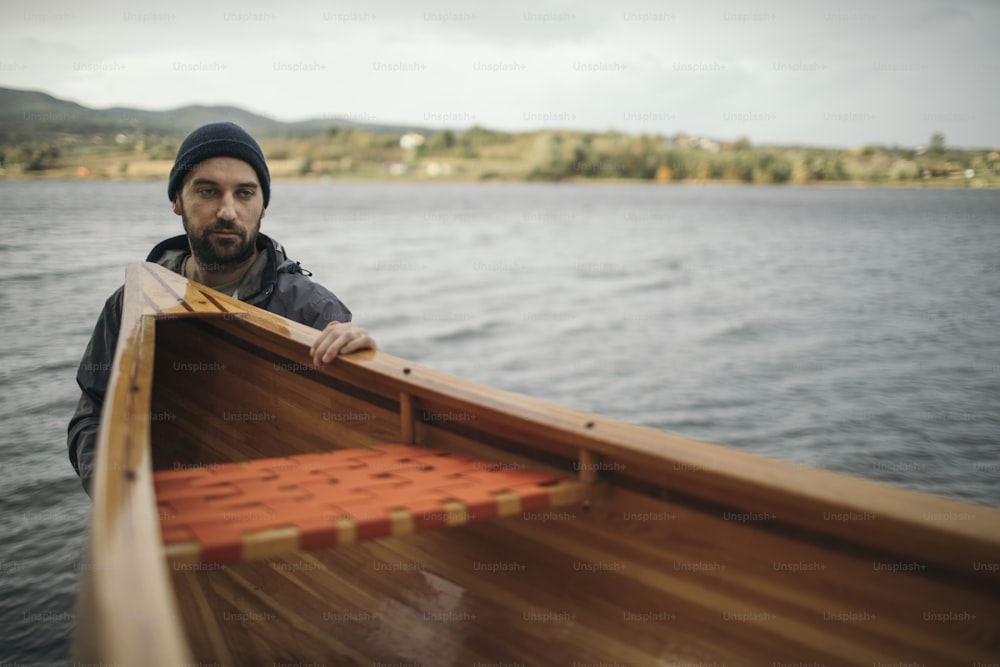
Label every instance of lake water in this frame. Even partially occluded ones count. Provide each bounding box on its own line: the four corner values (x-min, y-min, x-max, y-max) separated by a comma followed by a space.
1, 180, 998, 664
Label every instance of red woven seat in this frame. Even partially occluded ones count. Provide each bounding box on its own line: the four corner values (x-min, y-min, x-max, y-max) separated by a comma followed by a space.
154, 444, 584, 564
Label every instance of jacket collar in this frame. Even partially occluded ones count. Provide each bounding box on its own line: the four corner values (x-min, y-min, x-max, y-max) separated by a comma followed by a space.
145, 232, 298, 304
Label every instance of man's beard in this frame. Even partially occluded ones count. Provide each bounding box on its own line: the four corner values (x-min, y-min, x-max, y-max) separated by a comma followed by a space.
182, 213, 261, 274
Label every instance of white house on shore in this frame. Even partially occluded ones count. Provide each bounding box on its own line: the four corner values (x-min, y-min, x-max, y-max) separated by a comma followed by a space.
400, 132, 425, 150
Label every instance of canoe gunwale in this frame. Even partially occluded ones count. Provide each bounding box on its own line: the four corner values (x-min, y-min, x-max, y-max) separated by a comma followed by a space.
73, 269, 192, 665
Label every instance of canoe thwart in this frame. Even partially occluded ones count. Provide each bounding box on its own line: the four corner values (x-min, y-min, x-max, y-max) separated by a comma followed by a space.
155, 444, 587, 564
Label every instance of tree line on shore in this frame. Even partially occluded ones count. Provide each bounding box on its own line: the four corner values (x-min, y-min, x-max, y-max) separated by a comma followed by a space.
2, 124, 996, 186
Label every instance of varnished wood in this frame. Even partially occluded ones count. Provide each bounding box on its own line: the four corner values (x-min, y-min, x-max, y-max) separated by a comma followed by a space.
399, 391, 414, 443
578, 447, 599, 484
75, 262, 1000, 666
72, 265, 192, 666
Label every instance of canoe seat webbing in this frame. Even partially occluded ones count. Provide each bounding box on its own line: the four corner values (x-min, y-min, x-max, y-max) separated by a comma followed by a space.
154, 444, 585, 564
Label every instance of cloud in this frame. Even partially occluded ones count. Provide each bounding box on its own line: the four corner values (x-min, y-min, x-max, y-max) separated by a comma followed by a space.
1, 0, 997, 146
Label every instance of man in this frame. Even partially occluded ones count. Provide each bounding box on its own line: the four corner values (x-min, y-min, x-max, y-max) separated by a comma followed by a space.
67, 121, 374, 495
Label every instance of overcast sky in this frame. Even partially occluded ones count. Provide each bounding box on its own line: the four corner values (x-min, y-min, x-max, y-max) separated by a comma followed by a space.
2, 0, 997, 147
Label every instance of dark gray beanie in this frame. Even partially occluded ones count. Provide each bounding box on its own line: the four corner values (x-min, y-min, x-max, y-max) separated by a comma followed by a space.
167, 122, 271, 207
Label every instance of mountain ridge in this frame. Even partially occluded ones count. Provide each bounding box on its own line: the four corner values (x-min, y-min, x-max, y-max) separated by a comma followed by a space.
0, 86, 425, 143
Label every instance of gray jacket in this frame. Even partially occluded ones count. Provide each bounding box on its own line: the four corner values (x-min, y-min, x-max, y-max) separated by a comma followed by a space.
67, 233, 351, 494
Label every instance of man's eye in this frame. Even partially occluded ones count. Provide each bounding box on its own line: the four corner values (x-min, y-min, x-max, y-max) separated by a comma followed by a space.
198, 188, 216, 196
238, 190, 255, 198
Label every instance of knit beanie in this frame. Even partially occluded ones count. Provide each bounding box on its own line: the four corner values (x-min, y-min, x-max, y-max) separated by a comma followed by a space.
167, 122, 271, 207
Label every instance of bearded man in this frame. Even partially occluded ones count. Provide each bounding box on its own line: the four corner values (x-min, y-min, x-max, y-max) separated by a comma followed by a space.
67, 122, 374, 495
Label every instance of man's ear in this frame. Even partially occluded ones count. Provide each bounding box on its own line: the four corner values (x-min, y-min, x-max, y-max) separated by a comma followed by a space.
172, 196, 182, 216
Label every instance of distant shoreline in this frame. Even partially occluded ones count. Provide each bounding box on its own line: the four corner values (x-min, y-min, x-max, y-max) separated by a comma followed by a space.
1, 172, 994, 189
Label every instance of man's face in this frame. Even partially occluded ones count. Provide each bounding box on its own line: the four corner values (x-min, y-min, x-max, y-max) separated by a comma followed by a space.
173, 157, 266, 273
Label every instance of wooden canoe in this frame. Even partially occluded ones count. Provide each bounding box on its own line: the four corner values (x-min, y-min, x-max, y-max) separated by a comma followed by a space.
73, 261, 1000, 666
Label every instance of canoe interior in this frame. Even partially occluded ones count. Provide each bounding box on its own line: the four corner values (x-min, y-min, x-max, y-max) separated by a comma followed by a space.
148, 314, 1000, 666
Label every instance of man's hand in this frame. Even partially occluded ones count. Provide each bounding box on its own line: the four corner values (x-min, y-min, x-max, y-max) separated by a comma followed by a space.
310, 321, 376, 367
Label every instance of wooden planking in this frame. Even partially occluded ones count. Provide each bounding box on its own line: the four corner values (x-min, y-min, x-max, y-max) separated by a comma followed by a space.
169, 538, 675, 666
408, 421, 1000, 659
525, 489, 1000, 662
170, 484, 1000, 665
149, 318, 399, 467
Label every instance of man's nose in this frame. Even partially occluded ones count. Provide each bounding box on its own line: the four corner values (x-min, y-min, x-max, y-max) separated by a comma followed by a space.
217, 192, 237, 221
